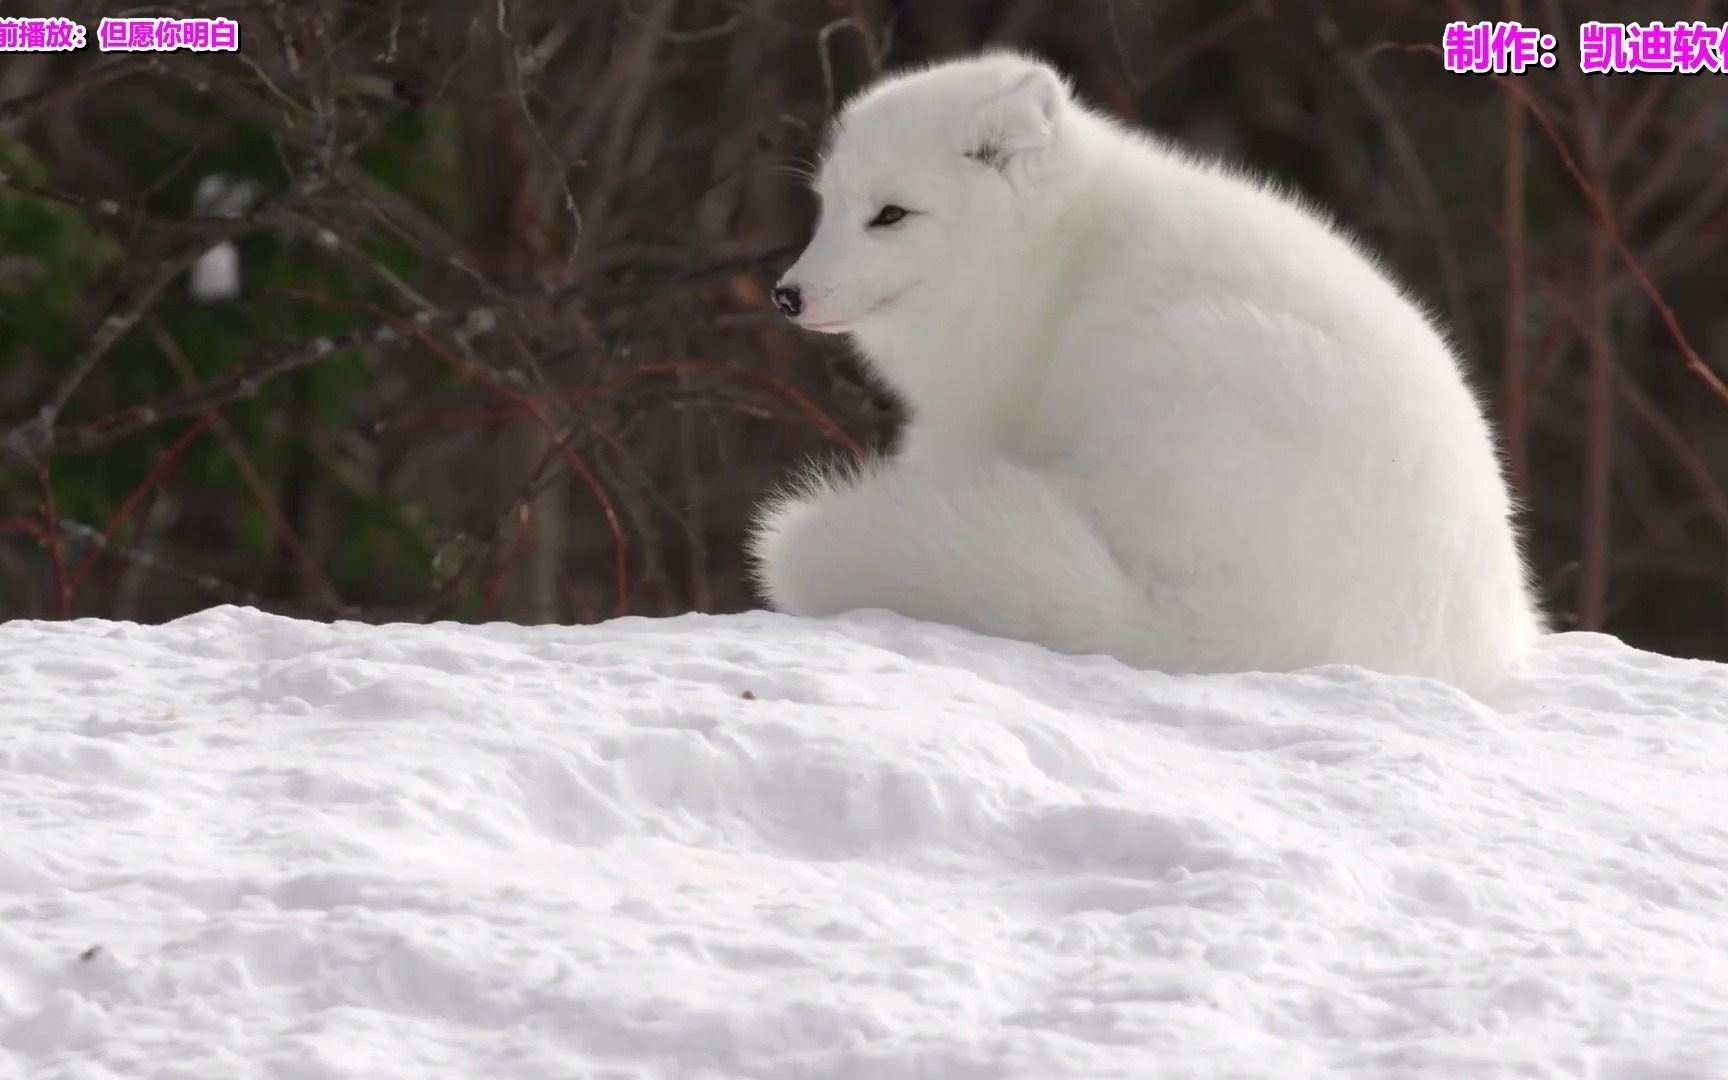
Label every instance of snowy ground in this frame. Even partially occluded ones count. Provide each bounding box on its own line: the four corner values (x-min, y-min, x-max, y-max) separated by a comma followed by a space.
1, 606, 1725, 1079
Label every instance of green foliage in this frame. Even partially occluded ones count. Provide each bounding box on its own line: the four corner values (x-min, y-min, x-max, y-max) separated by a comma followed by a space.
0, 141, 123, 357
1, 91, 457, 608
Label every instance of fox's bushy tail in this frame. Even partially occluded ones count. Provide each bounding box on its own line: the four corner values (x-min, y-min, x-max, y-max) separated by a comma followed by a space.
748, 456, 1181, 666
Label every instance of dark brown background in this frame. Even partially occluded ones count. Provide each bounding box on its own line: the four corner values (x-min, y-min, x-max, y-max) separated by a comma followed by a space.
3, 0, 1725, 662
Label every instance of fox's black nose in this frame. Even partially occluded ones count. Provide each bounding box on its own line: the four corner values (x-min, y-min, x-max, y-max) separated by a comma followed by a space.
771, 284, 803, 318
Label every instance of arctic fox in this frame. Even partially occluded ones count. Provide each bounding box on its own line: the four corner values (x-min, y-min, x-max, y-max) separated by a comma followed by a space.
748, 49, 1544, 695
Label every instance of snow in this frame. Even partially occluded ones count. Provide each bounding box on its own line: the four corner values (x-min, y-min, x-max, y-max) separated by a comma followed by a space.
187, 242, 242, 303
187, 174, 256, 303
2, 605, 1725, 1079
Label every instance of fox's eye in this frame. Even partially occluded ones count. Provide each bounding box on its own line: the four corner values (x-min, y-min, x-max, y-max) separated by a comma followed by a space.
867, 205, 909, 228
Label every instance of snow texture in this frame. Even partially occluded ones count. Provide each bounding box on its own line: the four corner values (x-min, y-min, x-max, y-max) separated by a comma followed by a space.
187, 242, 241, 304
2, 606, 1725, 1079
187, 174, 256, 303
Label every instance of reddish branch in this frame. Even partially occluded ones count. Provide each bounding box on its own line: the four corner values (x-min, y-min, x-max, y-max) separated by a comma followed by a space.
49, 312, 487, 455
34, 462, 68, 617
1367, 41, 1728, 409
388, 359, 866, 458
482, 505, 535, 620
270, 285, 633, 617
147, 316, 346, 613
69, 414, 215, 601
1499, 0, 1528, 498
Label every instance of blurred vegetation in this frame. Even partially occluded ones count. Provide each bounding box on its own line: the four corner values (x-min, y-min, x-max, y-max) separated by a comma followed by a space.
3, 0, 1727, 663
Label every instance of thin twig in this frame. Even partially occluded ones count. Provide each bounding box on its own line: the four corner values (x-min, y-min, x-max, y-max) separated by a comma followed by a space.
1365, 40, 1728, 407
146, 314, 346, 613
68, 414, 215, 600
273, 285, 633, 616
1501, 0, 1529, 497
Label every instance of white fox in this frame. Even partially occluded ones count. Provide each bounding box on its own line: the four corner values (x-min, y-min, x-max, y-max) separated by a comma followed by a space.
748, 49, 1544, 695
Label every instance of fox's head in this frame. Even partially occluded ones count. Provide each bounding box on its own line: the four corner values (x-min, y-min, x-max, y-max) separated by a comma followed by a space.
772, 51, 1079, 337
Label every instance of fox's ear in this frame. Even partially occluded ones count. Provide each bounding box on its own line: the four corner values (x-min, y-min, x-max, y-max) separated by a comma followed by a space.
965, 62, 1068, 170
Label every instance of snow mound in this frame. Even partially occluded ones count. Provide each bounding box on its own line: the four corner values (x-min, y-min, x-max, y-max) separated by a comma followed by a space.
1, 606, 1725, 1079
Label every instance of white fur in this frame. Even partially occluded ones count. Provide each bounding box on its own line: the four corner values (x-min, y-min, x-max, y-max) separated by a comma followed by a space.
748, 50, 1544, 696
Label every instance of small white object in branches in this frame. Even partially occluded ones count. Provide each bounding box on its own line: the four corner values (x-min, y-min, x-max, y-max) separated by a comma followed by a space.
188, 174, 259, 303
